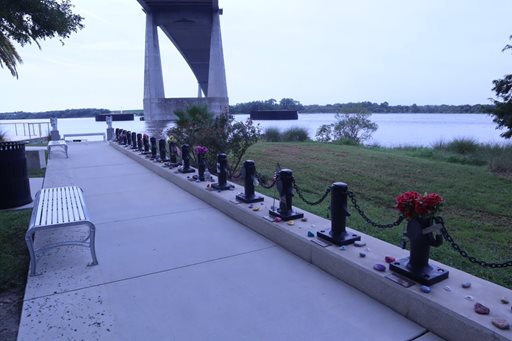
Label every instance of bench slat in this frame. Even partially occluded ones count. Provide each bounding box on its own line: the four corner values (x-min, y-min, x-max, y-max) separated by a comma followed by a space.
57, 187, 63, 224
62, 187, 70, 223
69, 187, 80, 222
35, 189, 46, 227
73, 187, 86, 221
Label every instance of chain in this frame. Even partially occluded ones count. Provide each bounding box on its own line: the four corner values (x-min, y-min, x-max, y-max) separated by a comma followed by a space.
292, 180, 331, 206
347, 191, 404, 228
256, 173, 276, 189
435, 217, 512, 268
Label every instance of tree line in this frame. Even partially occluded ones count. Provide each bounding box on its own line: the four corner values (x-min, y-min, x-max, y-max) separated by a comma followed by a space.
0, 108, 110, 120
229, 99, 493, 114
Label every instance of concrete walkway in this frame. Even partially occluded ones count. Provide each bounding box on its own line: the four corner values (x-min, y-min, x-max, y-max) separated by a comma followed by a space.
18, 142, 441, 340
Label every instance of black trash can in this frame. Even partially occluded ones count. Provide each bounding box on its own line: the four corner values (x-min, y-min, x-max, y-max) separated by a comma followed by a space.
0, 142, 32, 209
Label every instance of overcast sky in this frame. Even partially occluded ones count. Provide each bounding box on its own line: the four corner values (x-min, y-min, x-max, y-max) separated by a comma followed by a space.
1, 0, 512, 112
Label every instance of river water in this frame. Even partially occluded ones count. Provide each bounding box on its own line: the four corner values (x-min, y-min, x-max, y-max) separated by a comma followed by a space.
0, 113, 507, 147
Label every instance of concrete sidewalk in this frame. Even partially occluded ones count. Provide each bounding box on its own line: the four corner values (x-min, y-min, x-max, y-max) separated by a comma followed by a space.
18, 142, 440, 340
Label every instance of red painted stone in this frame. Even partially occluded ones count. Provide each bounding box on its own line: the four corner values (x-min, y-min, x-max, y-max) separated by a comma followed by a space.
492, 318, 510, 330
474, 302, 490, 315
385, 256, 396, 263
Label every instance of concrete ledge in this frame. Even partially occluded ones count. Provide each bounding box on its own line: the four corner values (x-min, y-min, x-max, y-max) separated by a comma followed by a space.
111, 142, 512, 341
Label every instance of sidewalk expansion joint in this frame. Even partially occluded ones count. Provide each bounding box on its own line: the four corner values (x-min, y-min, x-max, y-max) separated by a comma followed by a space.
94, 206, 213, 225
24, 245, 277, 303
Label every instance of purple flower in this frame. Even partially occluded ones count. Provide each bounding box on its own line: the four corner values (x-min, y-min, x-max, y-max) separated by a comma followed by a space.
195, 145, 208, 155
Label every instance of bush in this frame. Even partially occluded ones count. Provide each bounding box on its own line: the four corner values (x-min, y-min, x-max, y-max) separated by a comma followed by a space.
167, 105, 260, 177
315, 112, 378, 144
435, 138, 479, 155
282, 127, 309, 142
263, 127, 282, 142
0, 129, 6, 142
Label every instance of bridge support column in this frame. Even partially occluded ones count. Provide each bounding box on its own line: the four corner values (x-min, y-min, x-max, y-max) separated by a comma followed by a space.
143, 12, 165, 121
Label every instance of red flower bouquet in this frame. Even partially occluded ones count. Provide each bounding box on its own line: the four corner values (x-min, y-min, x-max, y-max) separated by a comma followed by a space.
396, 191, 444, 220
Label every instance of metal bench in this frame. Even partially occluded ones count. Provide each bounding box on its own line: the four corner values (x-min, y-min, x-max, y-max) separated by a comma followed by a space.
25, 186, 98, 276
47, 140, 68, 158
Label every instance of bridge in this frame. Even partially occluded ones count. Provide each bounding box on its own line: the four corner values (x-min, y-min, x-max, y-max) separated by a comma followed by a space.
137, 0, 229, 121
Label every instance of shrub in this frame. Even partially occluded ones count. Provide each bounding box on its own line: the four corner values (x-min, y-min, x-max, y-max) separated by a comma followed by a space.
282, 127, 309, 142
439, 138, 479, 155
263, 127, 282, 142
315, 112, 378, 144
0, 129, 6, 142
167, 105, 260, 177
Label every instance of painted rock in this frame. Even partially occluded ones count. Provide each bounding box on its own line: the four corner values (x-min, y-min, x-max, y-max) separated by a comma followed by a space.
462, 281, 471, 289
339, 246, 346, 251
384, 256, 396, 263
301, 217, 308, 222
252, 207, 260, 212
307, 231, 315, 237
287, 220, 295, 226
373, 264, 386, 272
443, 286, 452, 292
274, 217, 282, 223
359, 252, 366, 258
464, 295, 474, 301
492, 318, 510, 330
248, 204, 253, 209
354, 241, 366, 247
501, 297, 509, 304
474, 302, 490, 315
420, 285, 431, 294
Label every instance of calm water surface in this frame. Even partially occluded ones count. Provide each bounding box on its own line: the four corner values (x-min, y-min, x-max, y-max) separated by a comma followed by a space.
0, 113, 507, 147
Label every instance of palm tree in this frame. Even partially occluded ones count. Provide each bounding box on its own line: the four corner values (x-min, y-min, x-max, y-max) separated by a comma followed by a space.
0, 33, 22, 78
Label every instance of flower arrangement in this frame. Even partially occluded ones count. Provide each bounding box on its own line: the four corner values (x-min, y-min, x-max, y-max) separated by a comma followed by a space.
396, 191, 444, 220
167, 135, 177, 144
194, 145, 208, 155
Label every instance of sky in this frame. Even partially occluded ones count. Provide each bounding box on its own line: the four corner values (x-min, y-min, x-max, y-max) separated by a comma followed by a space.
1, 0, 512, 112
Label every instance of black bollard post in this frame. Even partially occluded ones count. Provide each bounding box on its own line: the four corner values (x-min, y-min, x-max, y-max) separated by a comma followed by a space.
126, 131, 132, 147
168, 140, 178, 167
159, 139, 167, 162
137, 134, 143, 152
178, 144, 195, 173
149, 137, 157, 159
143, 135, 150, 154
131, 132, 137, 149
212, 153, 233, 191
390, 218, 448, 285
317, 182, 360, 246
115, 128, 120, 142
121, 130, 128, 145
236, 160, 264, 203
268, 169, 303, 221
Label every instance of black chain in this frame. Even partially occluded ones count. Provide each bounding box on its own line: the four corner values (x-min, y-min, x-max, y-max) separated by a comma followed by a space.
347, 191, 404, 228
292, 180, 331, 206
256, 173, 276, 189
435, 217, 512, 268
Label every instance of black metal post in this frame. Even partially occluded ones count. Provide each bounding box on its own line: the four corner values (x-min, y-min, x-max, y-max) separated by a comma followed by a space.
236, 160, 264, 203
149, 137, 157, 159
178, 144, 195, 173
137, 133, 143, 152
159, 139, 167, 162
390, 219, 448, 285
268, 169, 303, 221
317, 182, 360, 245
143, 135, 150, 154
212, 153, 232, 190
168, 141, 178, 167
131, 132, 137, 149
115, 128, 120, 142
126, 131, 132, 147
121, 130, 128, 145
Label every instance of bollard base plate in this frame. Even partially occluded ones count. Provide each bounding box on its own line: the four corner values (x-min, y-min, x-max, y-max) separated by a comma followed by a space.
236, 193, 264, 203
389, 257, 449, 286
178, 167, 195, 174
269, 208, 304, 221
317, 229, 361, 246
212, 183, 233, 191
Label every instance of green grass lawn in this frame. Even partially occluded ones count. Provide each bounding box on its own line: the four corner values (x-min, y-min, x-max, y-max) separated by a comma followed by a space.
244, 142, 512, 288
0, 209, 31, 291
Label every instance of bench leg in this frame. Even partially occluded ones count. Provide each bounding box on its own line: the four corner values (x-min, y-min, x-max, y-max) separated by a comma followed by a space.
87, 223, 99, 266
25, 232, 38, 276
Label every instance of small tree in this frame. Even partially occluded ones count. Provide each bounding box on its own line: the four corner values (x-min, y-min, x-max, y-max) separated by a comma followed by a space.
167, 105, 260, 177
489, 35, 512, 138
315, 112, 378, 144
